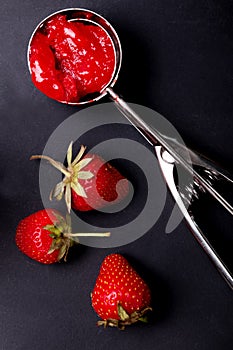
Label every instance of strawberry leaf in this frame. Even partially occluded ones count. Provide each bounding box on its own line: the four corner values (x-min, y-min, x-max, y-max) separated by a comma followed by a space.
65, 214, 72, 233
65, 183, 72, 213
50, 181, 65, 201
57, 244, 67, 261
48, 239, 58, 254
74, 157, 92, 171
117, 304, 129, 321
66, 141, 73, 167
138, 316, 149, 323
77, 170, 94, 180
71, 181, 87, 198
44, 225, 61, 236
71, 145, 86, 166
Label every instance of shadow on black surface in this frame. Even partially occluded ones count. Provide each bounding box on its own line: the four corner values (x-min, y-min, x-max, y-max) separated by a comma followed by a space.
64, 242, 89, 265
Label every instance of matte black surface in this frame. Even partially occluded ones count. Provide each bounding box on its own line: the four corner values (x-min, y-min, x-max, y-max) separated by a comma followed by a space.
0, 1, 233, 349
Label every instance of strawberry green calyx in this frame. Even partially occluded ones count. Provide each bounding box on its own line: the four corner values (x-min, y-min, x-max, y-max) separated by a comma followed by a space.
30, 142, 94, 213
44, 212, 110, 262
43, 212, 73, 262
97, 303, 153, 330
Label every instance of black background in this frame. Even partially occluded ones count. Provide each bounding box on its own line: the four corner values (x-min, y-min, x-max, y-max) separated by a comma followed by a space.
0, 1, 233, 349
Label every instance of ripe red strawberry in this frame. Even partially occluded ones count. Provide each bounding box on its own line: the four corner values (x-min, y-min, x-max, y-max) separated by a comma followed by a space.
15, 209, 71, 264
91, 254, 152, 329
16, 209, 110, 264
31, 142, 129, 212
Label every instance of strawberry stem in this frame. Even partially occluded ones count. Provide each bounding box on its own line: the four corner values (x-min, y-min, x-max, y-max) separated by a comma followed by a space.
64, 232, 111, 238
30, 155, 70, 177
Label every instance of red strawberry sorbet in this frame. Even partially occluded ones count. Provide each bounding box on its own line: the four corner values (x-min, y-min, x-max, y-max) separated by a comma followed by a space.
29, 14, 116, 103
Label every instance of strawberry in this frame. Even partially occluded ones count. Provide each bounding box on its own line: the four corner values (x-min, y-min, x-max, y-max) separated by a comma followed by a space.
30, 142, 129, 212
91, 254, 152, 329
15, 209, 110, 264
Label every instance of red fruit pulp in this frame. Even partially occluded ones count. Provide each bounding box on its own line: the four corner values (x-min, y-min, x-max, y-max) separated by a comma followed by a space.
29, 14, 116, 103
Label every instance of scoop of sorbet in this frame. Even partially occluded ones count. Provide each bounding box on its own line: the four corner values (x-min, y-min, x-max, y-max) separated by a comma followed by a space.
29, 14, 116, 103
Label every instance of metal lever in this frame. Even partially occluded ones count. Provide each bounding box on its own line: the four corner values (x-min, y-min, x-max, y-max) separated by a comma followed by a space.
155, 146, 233, 290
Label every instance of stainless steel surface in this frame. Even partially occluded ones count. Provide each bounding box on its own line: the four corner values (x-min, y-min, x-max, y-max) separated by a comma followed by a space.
155, 145, 233, 290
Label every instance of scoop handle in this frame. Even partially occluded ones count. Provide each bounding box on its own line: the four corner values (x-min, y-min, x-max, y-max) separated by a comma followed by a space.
155, 146, 233, 290
106, 87, 233, 216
